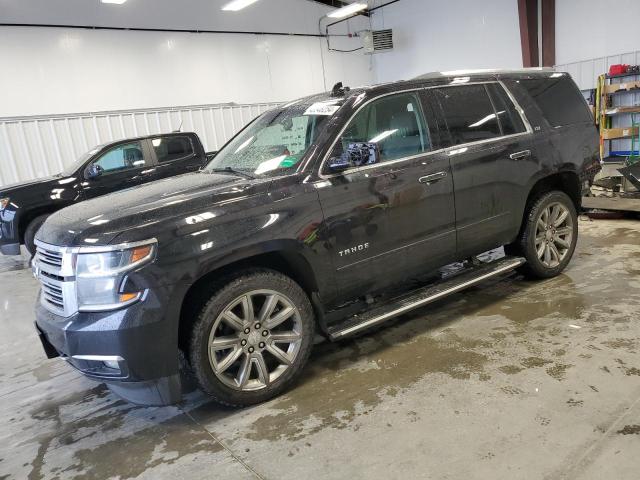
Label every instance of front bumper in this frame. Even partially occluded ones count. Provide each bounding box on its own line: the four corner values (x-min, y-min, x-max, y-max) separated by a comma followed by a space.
34, 287, 184, 406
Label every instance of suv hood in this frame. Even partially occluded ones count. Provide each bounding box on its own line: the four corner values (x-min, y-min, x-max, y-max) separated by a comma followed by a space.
36, 172, 269, 247
0, 175, 63, 194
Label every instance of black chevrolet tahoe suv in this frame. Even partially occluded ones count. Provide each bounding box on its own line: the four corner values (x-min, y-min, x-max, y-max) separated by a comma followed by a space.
0, 132, 210, 256
32, 70, 600, 406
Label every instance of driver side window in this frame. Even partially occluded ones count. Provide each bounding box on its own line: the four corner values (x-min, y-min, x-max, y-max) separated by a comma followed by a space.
93, 141, 147, 174
329, 92, 431, 170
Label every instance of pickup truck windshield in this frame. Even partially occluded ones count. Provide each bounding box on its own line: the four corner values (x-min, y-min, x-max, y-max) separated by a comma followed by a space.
204, 101, 336, 177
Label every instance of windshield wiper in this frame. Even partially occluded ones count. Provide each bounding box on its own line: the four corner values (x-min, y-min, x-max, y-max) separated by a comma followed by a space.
208, 167, 255, 180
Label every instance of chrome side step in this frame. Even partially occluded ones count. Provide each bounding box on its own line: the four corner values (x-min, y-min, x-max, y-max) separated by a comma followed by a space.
327, 256, 525, 340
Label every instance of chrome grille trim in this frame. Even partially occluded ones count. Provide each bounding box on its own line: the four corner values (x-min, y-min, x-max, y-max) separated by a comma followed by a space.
34, 239, 78, 317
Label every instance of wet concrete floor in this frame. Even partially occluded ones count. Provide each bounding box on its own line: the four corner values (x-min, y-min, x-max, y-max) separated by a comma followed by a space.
1, 218, 640, 479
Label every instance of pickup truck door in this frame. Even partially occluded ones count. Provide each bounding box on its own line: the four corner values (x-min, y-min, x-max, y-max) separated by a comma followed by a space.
316, 90, 456, 303
81, 139, 158, 199
148, 134, 204, 179
432, 82, 535, 258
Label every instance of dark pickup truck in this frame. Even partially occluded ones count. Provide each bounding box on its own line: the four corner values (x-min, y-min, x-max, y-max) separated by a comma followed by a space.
0, 132, 211, 255
32, 70, 600, 407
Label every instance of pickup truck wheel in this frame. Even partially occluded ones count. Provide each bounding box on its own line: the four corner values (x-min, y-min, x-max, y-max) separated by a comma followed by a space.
189, 269, 314, 407
508, 191, 578, 279
24, 214, 50, 256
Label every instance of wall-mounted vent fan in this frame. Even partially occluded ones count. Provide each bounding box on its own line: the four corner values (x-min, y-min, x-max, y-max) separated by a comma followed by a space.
362, 29, 393, 54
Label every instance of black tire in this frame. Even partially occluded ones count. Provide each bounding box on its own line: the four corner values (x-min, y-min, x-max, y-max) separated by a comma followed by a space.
189, 269, 315, 407
506, 190, 578, 279
24, 214, 50, 256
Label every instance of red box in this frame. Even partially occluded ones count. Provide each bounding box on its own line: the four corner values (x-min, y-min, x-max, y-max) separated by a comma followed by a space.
609, 64, 629, 76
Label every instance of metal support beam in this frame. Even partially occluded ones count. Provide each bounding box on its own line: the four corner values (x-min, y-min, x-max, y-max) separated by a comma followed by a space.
541, 0, 555, 66
518, 0, 539, 67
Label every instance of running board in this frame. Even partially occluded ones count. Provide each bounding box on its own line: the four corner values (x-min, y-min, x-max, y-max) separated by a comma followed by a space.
327, 256, 525, 340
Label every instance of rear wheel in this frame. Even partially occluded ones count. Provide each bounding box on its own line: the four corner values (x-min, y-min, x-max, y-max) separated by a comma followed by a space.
24, 214, 50, 256
507, 191, 578, 279
189, 269, 314, 407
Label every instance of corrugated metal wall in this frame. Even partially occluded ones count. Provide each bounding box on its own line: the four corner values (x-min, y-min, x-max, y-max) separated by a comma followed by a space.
0, 102, 281, 186
556, 49, 640, 91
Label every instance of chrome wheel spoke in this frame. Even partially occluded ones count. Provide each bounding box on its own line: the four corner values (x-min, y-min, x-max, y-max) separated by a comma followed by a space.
536, 241, 546, 258
554, 236, 570, 249
222, 311, 245, 331
236, 353, 251, 388
544, 244, 551, 264
270, 331, 301, 343
556, 226, 572, 236
549, 243, 561, 263
254, 353, 270, 386
217, 346, 243, 373
211, 335, 241, 351
258, 294, 278, 323
554, 209, 568, 227
240, 295, 255, 324
266, 343, 293, 366
264, 306, 294, 329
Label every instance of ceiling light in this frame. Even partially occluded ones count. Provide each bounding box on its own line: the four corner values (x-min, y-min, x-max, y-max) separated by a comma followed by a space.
101, 0, 127, 4
327, 2, 368, 18
222, 0, 260, 11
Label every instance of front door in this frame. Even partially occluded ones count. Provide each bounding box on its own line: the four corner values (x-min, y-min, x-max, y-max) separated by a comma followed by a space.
82, 139, 157, 199
316, 90, 456, 303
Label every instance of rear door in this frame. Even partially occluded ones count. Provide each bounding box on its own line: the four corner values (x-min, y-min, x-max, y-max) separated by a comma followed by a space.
433, 82, 534, 258
149, 134, 203, 179
81, 139, 157, 199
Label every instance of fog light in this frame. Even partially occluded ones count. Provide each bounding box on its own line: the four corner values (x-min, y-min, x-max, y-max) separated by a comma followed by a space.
103, 359, 120, 369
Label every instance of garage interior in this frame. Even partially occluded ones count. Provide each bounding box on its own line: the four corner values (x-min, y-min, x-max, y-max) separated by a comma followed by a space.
2, 1, 640, 479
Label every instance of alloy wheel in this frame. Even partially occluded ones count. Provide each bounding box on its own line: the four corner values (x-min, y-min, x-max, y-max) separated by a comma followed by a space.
207, 290, 303, 391
534, 201, 574, 268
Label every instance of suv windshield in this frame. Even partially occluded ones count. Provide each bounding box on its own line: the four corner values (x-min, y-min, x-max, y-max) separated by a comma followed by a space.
60, 145, 104, 176
204, 100, 339, 177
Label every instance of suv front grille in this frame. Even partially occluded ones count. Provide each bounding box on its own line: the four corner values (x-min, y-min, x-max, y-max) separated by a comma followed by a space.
36, 247, 63, 268
34, 241, 78, 317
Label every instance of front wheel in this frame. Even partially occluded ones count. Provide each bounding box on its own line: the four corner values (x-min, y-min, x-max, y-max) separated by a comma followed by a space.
189, 269, 315, 407
507, 191, 578, 279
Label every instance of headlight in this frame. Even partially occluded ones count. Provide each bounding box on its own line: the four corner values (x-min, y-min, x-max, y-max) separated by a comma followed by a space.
0, 197, 10, 210
75, 239, 156, 311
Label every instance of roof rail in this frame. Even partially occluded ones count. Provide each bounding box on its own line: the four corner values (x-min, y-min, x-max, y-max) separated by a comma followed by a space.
412, 67, 556, 80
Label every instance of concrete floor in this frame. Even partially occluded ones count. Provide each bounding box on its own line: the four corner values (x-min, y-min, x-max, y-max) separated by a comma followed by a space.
1, 218, 640, 480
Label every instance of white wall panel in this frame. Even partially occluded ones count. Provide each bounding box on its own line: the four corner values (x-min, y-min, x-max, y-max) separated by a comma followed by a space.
0, 102, 280, 186
369, 0, 522, 83
556, 0, 640, 65
0, 26, 372, 117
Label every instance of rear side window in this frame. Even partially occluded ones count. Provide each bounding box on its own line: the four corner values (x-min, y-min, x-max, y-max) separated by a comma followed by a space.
152, 136, 194, 162
519, 76, 591, 127
435, 84, 501, 145
486, 83, 526, 135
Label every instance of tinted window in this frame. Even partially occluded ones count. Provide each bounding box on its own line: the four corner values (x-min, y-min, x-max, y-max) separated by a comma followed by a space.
520, 76, 591, 127
152, 136, 194, 162
486, 83, 526, 135
93, 141, 147, 173
436, 84, 501, 145
330, 92, 430, 166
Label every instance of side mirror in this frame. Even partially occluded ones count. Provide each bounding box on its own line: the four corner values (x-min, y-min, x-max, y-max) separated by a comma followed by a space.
85, 163, 103, 180
329, 142, 380, 173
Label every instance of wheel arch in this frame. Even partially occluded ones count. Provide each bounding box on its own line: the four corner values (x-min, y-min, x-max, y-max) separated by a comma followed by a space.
177, 245, 321, 355
18, 206, 62, 244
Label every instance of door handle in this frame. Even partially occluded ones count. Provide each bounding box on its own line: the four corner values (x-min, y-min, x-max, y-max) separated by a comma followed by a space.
418, 171, 447, 185
509, 150, 531, 160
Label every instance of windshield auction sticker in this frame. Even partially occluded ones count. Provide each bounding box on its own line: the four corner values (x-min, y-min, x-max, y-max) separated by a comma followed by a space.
304, 103, 340, 116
